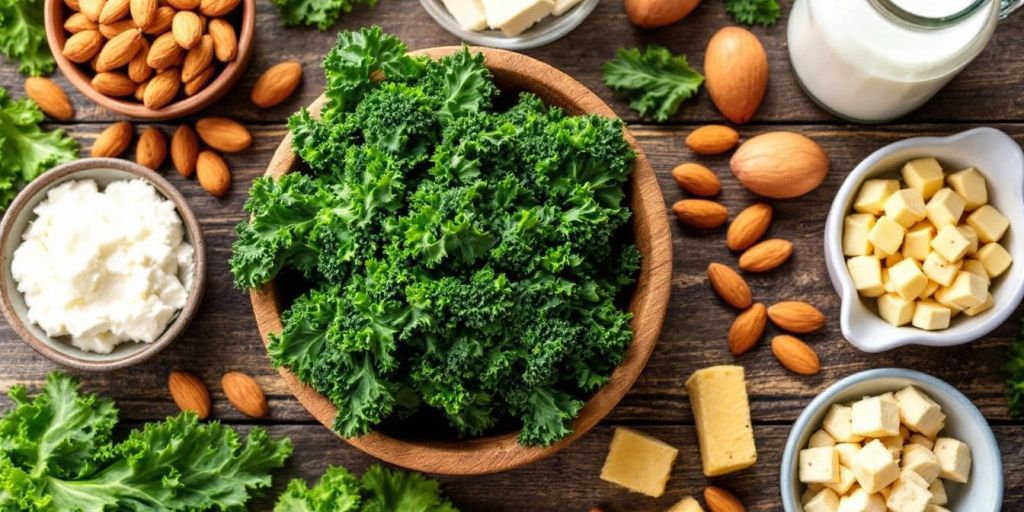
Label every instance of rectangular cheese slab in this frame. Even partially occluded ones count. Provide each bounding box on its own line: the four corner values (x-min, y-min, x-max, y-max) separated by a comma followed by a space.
686, 365, 758, 476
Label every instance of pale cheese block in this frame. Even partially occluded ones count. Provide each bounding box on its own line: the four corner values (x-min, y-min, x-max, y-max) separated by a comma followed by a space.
885, 188, 927, 228
667, 496, 704, 512
894, 386, 946, 439
599, 427, 678, 497
964, 292, 994, 316
901, 443, 941, 483
835, 443, 862, 467
851, 396, 900, 438
977, 242, 1012, 278
823, 404, 864, 443
441, 0, 488, 30
825, 465, 857, 495
946, 167, 987, 210
805, 488, 841, 512
888, 258, 928, 300
931, 224, 971, 263
924, 188, 965, 228
810, 429, 837, 448
844, 214, 877, 256
481, 0, 555, 36
902, 221, 935, 261
928, 478, 947, 505
854, 179, 900, 215
912, 300, 951, 331
932, 437, 971, 483
800, 446, 841, 484
685, 365, 757, 476
966, 204, 1009, 243
901, 158, 945, 199
922, 251, 960, 287
837, 487, 887, 512
847, 256, 885, 297
957, 225, 979, 256
961, 259, 990, 284
552, 0, 583, 15
886, 471, 933, 512
852, 439, 900, 494
943, 271, 987, 309
868, 216, 906, 257
878, 293, 915, 326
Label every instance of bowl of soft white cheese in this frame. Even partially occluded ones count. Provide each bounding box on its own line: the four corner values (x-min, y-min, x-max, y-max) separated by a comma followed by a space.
420, 0, 599, 50
0, 158, 206, 371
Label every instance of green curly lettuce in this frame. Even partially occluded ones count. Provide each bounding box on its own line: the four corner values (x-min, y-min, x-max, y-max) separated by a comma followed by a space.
275, 465, 457, 512
725, 0, 781, 26
270, 0, 378, 30
0, 0, 53, 76
601, 45, 704, 122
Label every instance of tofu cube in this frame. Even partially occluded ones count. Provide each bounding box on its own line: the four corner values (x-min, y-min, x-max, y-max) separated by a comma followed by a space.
895, 386, 946, 439
481, 0, 555, 36
932, 438, 971, 483
924, 188, 965, 228
910, 434, 935, 450
977, 242, 1012, 278
848, 256, 886, 297
961, 259, 990, 284
826, 465, 857, 495
918, 280, 940, 300
903, 221, 935, 261
912, 300, 952, 331
944, 271, 988, 309
599, 427, 678, 496
852, 396, 901, 437
902, 158, 945, 199
885, 188, 927, 228
888, 258, 929, 300
838, 488, 887, 512
805, 488, 841, 512
823, 404, 864, 443
946, 167, 987, 210
810, 429, 837, 448
901, 444, 941, 483
958, 225, 979, 256
928, 478, 947, 505
844, 214, 877, 256
667, 496, 704, 512
852, 439, 900, 493
868, 216, 907, 256
965, 292, 994, 317
855, 179, 900, 215
878, 293, 916, 327
835, 442, 862, 467
922, 252, 961, 287
801, 447, 841, 484
930, 225, 971, 263
966, 205, 1009, 243
886, 472, 933, 512
441, 0, 488, 30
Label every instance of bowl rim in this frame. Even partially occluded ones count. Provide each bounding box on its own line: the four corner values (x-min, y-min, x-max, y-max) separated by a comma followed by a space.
248, 46, 673, 475
779, 368, 1003, 511
418, 0, 600, 50
0, 158, 208, 371
43, 0, 255, 121
824, 127, 1024, 352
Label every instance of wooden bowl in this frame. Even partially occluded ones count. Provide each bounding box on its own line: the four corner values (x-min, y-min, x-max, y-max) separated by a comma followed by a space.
251, 47, 673, 475
43, 0, 255, 121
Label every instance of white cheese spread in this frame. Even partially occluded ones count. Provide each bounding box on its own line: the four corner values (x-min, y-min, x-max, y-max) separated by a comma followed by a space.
11, 179, 194, 354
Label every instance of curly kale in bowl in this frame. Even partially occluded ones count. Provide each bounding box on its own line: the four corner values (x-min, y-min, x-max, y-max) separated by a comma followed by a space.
231, 27, 640, 447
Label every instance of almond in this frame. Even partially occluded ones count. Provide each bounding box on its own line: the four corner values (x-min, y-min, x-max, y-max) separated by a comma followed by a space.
730, 131, 829, 199
195, 116, 251, 153
671, 163, 720, 197
767, 301, 826, 333
143, 68, 181, 109
207, 18, 237, 62
738, 238, 792, 272
221, 371, 266, 417
771, 335, 821, 375
727, 203, 772, 251
24, 78, 74, 121
80, 0, 106, 22
96, 28, 142, 72
91, 121, 133, 157
705, 486, 745, 512
184, 65, 214, 96
166, 0, 200, 8
707, 263, 751, 309
251, 61, 303, 108
64, 12, 99, 33
199, 0, 240, 17
197, 150, 231, 196
685, 125, 740, 155
181, 34, 213, 83
130, 0, 157, 28
92, 71, 137, 96
704, 27, 769, 124
99, 19, 137, 39
172, 124, 200, 177
128, 39, 152, 82
168, 369, 210, 419
672, 199, 728, 229
136, 126, 167, 170
172, 10, 202, 49
98, 0, 130, 24
147, 31, 182, 70
62, 30, 104, 63
134, 79, 148, 101
728, 303, 766, 355
144, 6, 176, 35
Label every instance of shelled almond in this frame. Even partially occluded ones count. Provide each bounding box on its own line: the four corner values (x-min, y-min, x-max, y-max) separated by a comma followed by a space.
91, 121, 134, 157
24, 78, 75, 120
168, 369, 211, 419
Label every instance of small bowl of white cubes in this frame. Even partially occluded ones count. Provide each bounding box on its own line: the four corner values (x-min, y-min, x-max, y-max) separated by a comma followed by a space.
420, 0, 600, 50
824, 127, 1024, 352
781, 368, 1002, 512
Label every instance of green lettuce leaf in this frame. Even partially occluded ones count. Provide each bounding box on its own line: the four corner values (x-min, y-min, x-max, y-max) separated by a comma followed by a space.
270, 0, 378, 30
275, 465, 456, 512
0, 0, 54, 76
601, 45, 704, 122
725, 0, 781, 26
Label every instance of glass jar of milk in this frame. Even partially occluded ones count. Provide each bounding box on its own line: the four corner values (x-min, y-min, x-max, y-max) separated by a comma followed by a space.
788, 0, 1021, 123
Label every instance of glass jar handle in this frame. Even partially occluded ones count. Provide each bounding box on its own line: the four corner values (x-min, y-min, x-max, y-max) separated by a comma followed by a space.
1002, 0, 1023, 17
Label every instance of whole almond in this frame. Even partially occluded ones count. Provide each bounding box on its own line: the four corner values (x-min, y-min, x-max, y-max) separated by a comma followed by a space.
172, 10, 202, 49
738, 239, 793, 272
91, 121, 133, 157
727, 203, 772, 251
144, 6, 175, 35
80, 0, 106, 22
197, 150, 231, 196
704, 26, 769, 124
707, 263, 751, 309
196, 116, 251, 153
64, 12, 99, 33
771, 335, 821, 375
184, 65, 214, 96
199, 0, 240, 17
136, 127, 167, 170
686, 125, 740, 155
24, 78, 74, 121
705, 486, 745, 512
147, 31, 183, 70
730, 132, 829, 199
134, 79, 149, 101
168, 369, 210, 419
144, 68, 181, 109
130, 0, 157, 28
166, 0, 200, 8
90, 53, 101, 72
96, 28, 142, 72
672, 199, 728, 229
99, 19, 137, 39
767, 301, 826, 333
672, 163, 720, 197
182, 34, 213, 82
251, 61, 303, 108
98, 0, 130, 24
128, 39, 152, 82
221, 371, 267, 417
62, 30, 104, 63
729, 303, 766, 355
172, 124, 200, 177
207, 18, 237, 62
92, 72, 137, 96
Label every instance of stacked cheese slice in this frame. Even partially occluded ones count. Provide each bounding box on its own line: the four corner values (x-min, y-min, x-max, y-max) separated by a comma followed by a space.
441, 0, 584, 36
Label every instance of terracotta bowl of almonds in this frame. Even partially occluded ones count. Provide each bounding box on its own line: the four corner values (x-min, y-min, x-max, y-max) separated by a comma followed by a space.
44, 0, 255, 121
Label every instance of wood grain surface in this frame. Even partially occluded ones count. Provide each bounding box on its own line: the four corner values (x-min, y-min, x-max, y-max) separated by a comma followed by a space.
1, 0, 1022, 510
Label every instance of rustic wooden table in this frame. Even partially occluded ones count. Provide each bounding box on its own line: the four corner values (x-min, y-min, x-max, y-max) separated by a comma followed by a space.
2, 1, 1023, 510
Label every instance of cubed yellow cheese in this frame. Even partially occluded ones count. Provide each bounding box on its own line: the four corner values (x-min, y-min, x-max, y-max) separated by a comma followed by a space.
667, 496, 704, 512
868, 216, 907, 256
844, 214, 877, 257
932, 438, 971, 483
885, 188, 927, 228
932, 286, 965, 316
922, 252, 960, 287
918, 280, 940, 300
888, 258, 929, 300
823, 404, 864, 443
965, 292, 994, 317
944, 271, 988, 309
886, 472, 934, 512
852, 396, 900, 438
852, 439, 900, 493
966, 205, 1009, 243
838, 488, 887, 512
835, 443, 862, 467
912, 300, 952, 331
958, 226, 979, 256
855, 179, 900, 215
929, 479, 947, 505
924, 188, 965, 228
895, 386, 946, 438
848, 256, 885, 297
946, 167, 987, 210
902, 158, 945, 199
930, 225, 971, 263
599, 427, 678, 497
977, 242, 1012, 278
685, 365, 757, 477
805, 489, 841, 512
878, 293, 915, 326
901, 444, 941, 483
826, 465, 857, 495
961, 259, 990, 284
800, 447, 841, 484
809, 429, 837, 448
902, 221, 935, 261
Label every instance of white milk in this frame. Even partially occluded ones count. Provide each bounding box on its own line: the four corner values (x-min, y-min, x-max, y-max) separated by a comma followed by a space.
788, 0, 1000, 123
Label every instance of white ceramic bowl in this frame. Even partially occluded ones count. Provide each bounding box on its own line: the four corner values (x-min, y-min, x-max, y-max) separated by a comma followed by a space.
824, 127, 1024, 352
419, 0, 600, 50
780, 368, 1002, 511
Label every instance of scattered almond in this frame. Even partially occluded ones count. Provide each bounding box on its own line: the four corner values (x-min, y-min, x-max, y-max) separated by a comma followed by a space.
168, 369, 211, 419
726, 203, 772, 251
98, 19, 137, 39
182, 34, 213, 82
671, 163, 720, 197
199, 0, 240, 17
251, 61, 303, 108
130, 0, 157, 29
195, 116, 251, 153
147, 31, 182, 70
136, 126, 167, 170
143, 68, 181, 109
172, 125, 200, 177
704, 26, 769, 125
79, 0, 106, 22
166, 0, 200, 8
184, 65, 215, 96
767, 301, 826, 334
705, 486, 745, 512
92, 71, 137, 96
707, 263, 752, 309
197, 150, 230, 196
672, 199, 728, 229
730, 131, 829, 199
207, 18, 237, 62
65, 12, 99, 33
738, 239, 792, 272
144, 6, 176, 35
91, 121, 134, 157
221, 371, 267, 417
95, 28, 142, 72
771, 335, 821, 375
172, 10, 202, 50
63, 30, 104, 63
98, 0, 130, 24
24, 78, 74, 121
685, 125, 740, 155
728, 303, 766, 355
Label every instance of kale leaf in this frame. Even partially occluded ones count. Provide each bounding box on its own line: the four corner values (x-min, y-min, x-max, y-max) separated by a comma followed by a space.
601, 45, 704, 122
1005, 318, 1024, 417
0, 0, 54, 76
270, 0, 378, 30
275, 464, 457, 512
725, 0, 782, 26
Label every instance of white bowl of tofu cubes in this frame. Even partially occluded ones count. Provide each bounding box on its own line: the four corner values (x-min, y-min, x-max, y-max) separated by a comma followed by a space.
420, 0, 599, 50
824, 127, 1024, 352
781, 368, 1002, 512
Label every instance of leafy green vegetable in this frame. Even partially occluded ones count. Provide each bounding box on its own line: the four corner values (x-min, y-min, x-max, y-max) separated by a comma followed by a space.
275, 464, 457, 512
1005, 318, 1024, 417
725, 0, 781, 26
0, 0, 53, 76
601, 45, 704, 122
0, 87, 78, 212
0, 373, 292, 511
231, 27, 639, 447
270, 0, 378, 30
